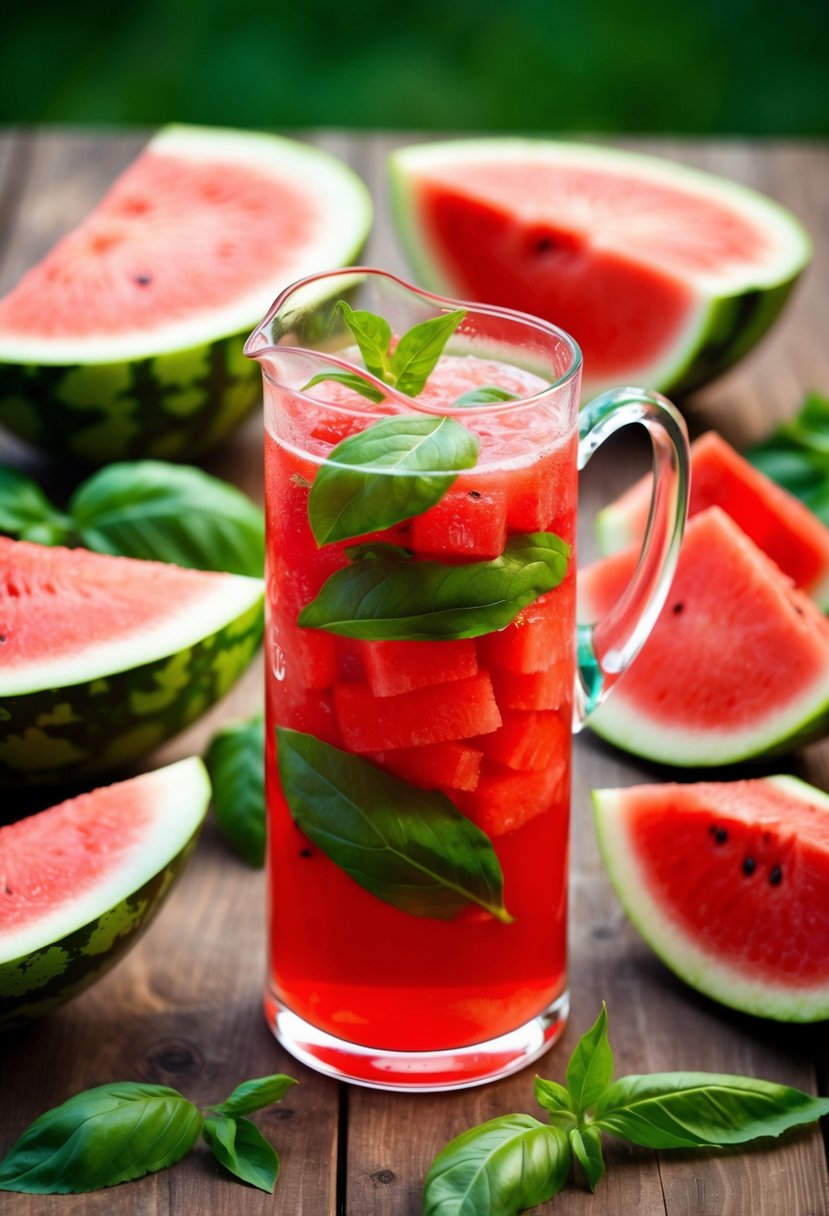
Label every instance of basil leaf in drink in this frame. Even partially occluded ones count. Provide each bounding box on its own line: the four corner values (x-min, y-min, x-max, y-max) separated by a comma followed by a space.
203, 1114, 279, 1193
390, 308, 466, 396
534, 1077, 576, 1122
213, 1074, 297, 1117
0, 466, 71, 543
338, 300, 393, 380
301, 370, 386, 403
0, 1083, 202, 1194
298, 532, 570, 640
276, 727, 512, 923
422, 1115, 570, 1216
569, 1125, 605, 1192
308, 415, 479, 545
453, 386, 520, 407
565, 1001, 614, 1114
593, 1072, 829, 1148
205, 713, 266, 867
70, 461, 265, 576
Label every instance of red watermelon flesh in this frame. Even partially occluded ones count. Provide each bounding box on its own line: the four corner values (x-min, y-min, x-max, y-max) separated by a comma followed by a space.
592, 776, 829, 1020
368, 742, 483, 792
597, 431, 829, 609
333, 673, 502, 752
580, 508, 829, 765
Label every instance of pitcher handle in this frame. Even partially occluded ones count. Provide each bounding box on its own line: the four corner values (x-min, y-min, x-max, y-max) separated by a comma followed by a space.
575, 387, 690, 728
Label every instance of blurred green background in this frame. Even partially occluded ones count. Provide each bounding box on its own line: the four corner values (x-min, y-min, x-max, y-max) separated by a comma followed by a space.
1, 0, 827, 133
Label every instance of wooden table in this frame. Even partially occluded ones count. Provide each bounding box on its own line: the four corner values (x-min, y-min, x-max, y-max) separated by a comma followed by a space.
1, 131, 827, 1216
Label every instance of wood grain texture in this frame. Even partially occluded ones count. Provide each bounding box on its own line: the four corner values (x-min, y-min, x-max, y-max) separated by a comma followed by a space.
0, 131, 827, 1216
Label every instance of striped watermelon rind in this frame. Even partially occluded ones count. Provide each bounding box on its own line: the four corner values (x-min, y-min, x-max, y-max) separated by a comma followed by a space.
388, 138, 811, 399
592, 777, 829, 1021
0, 758, 210, 1029
0, 125, 373, 464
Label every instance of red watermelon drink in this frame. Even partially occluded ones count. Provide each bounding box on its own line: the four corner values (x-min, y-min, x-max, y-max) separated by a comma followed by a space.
246, 268, 689, 1090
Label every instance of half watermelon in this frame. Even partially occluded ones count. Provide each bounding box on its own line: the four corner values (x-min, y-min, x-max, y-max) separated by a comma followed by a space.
592, 776, 829, 1021
596, 431, 829, 610
0, 757, 209, 1028
0, 125, 372, 463
389, 139, 811, 397
579, 508, 829, 766
0, 537, 263, 783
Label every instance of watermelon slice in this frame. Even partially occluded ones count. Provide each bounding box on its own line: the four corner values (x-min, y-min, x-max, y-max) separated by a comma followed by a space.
389, 139, 810, 397
0, 757, 209, 1027
597, 431, 829, 609
0, 125, 372, 463
0, 537, 263, 782
592, 776, 829, 1021
579, 508, 829, 766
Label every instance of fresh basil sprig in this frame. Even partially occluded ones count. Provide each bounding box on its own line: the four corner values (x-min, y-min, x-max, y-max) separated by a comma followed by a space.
0, 461, 264, 576
205, 713, 266, 867
748, 390, 829, 522
453, 385, 519, 407
422, 1004, 829, 1214
276, 727, 512, 923
299, 532, 570, 640
304, 299, 466, 402
0, 1074, 296, 1195
308, 415, 479, 545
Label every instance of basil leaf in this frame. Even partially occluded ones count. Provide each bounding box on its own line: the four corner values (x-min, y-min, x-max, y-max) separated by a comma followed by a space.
569, 1126, 604, 1192
301, 370, 385, 404
453, 386, 519, 407
299, 531, 570, 640
205, 714, 265, 868
69, 461, 265, 576
308, 415, 479, 545
276, 727, 512, 923
213, 1074, 297, 1117
593, 1072, 829, 1148
748, 391, 829, 524
391, 309, 466, 397
0, 467, 71, 542
0, 1083, 201, 1194
534, 1077, 576, 1122
203, 1114, 278, 1193
338, 300, 393, 380
565, 1002, 614, 1114
423, 1115, 570, 1216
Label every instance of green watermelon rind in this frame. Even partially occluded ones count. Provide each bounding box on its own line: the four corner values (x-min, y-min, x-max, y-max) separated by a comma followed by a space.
0, 592, 263, 785
591, 778, 829, 1022
0, 757, 210, 1029
0, 126, 373, 463
388, 138, 811, 400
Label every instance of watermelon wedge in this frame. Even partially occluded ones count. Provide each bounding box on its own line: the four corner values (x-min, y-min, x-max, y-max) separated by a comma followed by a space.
592, 776, 829, 1021
0, 125, 372, 463
579, 508, 829, 766
0, 537, 263, 783
389, 139, 811, 397
0, 757, 209, 1027
597, 431, 829, 609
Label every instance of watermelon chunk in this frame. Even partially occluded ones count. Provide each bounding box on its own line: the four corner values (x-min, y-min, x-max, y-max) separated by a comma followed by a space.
597, 431, 829, 610
474, 710, 568, 772
271, 613, 338, 691
333, 672, 501, 752
454, 759, 568, 837
369, 742, 483, 791
0, 758, 209, 1027
580, 508, 829, 766
479, 592, 572, 674
389, 139, 811, 397
593, 776, 829, 1021
490, 663, 570, 712
410, 487, 508, 559
359, 639, 478, 697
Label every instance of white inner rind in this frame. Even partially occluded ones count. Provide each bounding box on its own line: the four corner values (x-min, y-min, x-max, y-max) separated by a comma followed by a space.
0, 572, 263, 696
390, 138, 812, 296
592, 786, 829, 1019
0, 125, 372, 364
0, 757, 210, 964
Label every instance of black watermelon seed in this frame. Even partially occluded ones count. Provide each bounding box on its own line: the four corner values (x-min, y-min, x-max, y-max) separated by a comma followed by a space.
534, 237, 555, 254
468, 490, 482, 499
742, 856, 756, 876
714, 827, 728, 844
672, 602, 684, 614
769, 865, 783, 886
0, 635, 5, 643
299, 848, 313, 859
134, 273, 152, 286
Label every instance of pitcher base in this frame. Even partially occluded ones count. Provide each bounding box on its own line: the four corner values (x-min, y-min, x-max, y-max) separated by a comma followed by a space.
263, 991, 569, 1092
